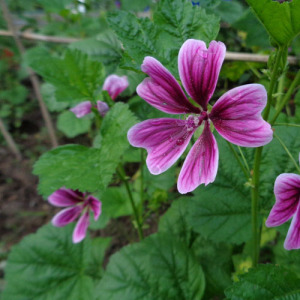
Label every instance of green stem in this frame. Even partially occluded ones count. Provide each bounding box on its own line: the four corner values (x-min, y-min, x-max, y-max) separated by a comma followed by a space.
238, 146, 250, 174
117, 166, 144, 240
227, 141, 250, 179
270, 70, 300, 125
263, 48, 283, 120
140, 149, 145, 215
251, 47, 284, 267
274, 123, 300, 128
273, 132, 300, 174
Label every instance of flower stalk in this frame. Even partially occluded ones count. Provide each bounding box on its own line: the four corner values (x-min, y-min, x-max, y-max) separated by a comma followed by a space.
117, 165, 144, 240
251, 47, 285, 267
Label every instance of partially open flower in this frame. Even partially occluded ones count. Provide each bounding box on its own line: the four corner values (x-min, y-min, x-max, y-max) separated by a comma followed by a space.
266, 157, 300, 250
49, 188, 101, 243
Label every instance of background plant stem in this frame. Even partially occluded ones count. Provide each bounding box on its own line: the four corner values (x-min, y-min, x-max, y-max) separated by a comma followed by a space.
117, 166, 144, 240
251, 47, 284, 267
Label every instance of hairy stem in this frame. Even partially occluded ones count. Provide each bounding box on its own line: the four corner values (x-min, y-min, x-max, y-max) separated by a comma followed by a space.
227, 142, 250, 179
270, 70, 300, 125
117, 166, 144, 240
274, 132, 300, 174
251, 47, 284, 267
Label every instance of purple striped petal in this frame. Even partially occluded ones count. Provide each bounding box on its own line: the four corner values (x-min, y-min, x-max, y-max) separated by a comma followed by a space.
177, 121, 219, 194
52, 206, 82, 227
48, 188, 84, 207
209, 84, 273, 147
86, 196, 102, 220
284, 204, 300, 250
137, 57, 199, 114
102, 75, 129, 100
128, 117, 198, 175
178, 39, 226, 110
96, 100, 109, 117
70, 101, 92, 118
72, 211, 90, 243
266, 173, 300, 227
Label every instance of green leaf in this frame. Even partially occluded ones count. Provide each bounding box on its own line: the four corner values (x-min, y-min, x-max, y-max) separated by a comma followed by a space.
34, 103, 137, 197
159, 198, 191, 245
69, 31, 122, 74
96, 233, 205, 300
2, 224, 110, 300
225, 264, 300, 300
108, 0, 219, 73
246, 0, 300, 46
41, 83, 69, 112
26, 47, 105, 103
99, 186, 140, 219
186, 136, 252, 245
57, 110, 92, 138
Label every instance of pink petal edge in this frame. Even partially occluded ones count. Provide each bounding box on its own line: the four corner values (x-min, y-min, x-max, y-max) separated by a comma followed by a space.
52, 206, 83, 227
128, 117, 198, 175
70, 101, 92, 118
102, 74, 129, 100
48, 188, 84, 207
210, 84, 273, 147
86, 195, 102, 220
137, 56, 199, 115
177, 120, 219, 194
178, 39, 226, 110
72, 211, 90, 243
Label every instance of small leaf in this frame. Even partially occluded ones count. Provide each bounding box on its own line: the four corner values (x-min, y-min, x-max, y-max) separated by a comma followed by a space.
96, 233, 205, 300
225, 264, 300, 300
2, 224, 110, 300
57, 110, 92, 138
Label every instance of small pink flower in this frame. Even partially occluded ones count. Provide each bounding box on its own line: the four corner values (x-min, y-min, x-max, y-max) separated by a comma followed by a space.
128, 39, 273, 194
266, 157, 300, 250
49, 188, 101, 243
70, 74, 129, 118
102, 74, 129, 100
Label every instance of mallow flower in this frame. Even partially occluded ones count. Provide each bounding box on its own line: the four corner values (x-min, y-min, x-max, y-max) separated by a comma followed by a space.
128, 39, 273, 194
48, 188, 101, 243
266, 157, 300, 250
70, 74, 129, 118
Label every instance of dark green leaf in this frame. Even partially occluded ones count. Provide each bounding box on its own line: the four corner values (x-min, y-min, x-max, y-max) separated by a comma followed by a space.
225, 264, 300, 300
26, 47, 105, 103
34, 103, 137, 197
2, 224, 110, 300
187, 135, 252, 244
96, 233, 205, 300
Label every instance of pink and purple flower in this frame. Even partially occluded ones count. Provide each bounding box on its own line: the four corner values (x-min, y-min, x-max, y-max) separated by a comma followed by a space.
70, 74, 129, 118
128, 39, 273, 194
48, 188, 101, 243
266, 158, 300, 250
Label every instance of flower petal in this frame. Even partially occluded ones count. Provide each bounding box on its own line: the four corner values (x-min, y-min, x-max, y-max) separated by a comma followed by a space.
128, 118, 198, 175
284, 204, 300, 250
86, 196, 102, 220
73, 211, 90, 243
177, 120, 219, 194
266, 173, 300, 227
178, 39, 226, 110
102, 74, 129, 100
52, 206, 82, 227
70, 101, 92, 118
137, 56, 199, 114
48, 188, 84, 207
96, 100, 109, 117
209, 84, 273, 147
